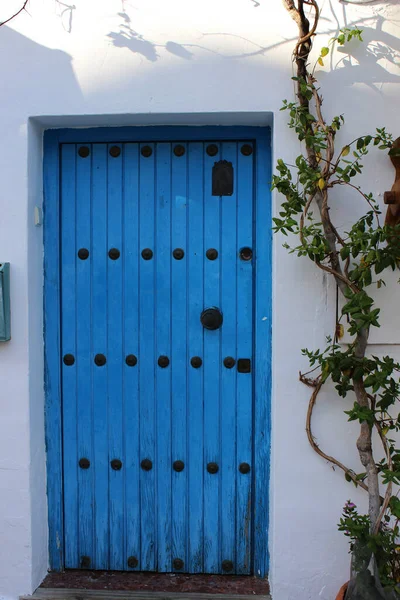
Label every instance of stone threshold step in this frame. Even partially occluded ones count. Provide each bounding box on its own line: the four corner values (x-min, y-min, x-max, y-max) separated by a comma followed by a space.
21, 589, 271, 600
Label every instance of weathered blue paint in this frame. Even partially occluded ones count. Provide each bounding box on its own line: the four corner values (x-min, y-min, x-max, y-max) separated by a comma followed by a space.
44, 126, 271, 576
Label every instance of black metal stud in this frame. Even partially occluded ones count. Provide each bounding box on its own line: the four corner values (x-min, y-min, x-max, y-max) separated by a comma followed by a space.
173, 460, 185, 472
79, 458, 90, 469
94, 354, 107, 366
78, 146, 90, 158
158, 355, 170, 368
212, 160, 233, 196
206, 144, 218, 157
108, 248, 120, 260
126, 354, 138, 367
111, 459, 122, 471
223, 357, 236, 369
78, 248, 89, 260
200, 308, 223, 330
127, 556, 139, 569
63, 353, 75, 366
141, 458, 153, 471
174, 145, 185, 157
141, 145, 153, 158
173, 248, 184, 260
80, 555, 91, 568
173, 558, 184, 570
239, 462, 251, 474
222, 560, 234, 572
206, 248, 218, 260
190, 356, 202, 368
241, 144, 253, 156
109, 146, 121, 157
240, 247, 253, 261
141, 248, 153, 260
207, 462, 219, 474
237, 358, 251, 373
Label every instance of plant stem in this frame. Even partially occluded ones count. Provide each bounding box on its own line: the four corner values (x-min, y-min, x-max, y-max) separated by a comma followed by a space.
282, 0, 381, 536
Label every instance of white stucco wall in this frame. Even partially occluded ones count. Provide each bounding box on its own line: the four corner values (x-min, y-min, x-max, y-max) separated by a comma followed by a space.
0, 0, 399, 599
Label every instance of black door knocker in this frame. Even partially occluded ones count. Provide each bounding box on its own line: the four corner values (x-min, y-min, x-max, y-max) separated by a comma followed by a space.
200, 307, 223, 330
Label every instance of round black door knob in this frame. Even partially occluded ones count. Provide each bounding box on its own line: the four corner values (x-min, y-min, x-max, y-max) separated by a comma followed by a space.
200, 308, 223, 330
206, 248, 218, 260
173, 558, 184, 570
241, 144, 253, 156
141, 458, 153, 471
126, 354, 138, 367
109, 146, 121, 157
141, 145, 153, 157
223, 357, 236, 369
78, 248, 89, 260
141, 248, 153, 260
190, 356, 202, 368
108, 248, 120, 260
111, 459, 122, 470
158, 355, 170, 368
207, 462, 219, 474
78, 146, 90, 158
222, 559, 234, 572
79, 458, 90, 469
173, 460, 185, 472
94, 354, 107, 366
127, 556, 138, 568
206, 144, 218, 157
63, 353, 75, 366
173, 248, 184, 260
174, 145, 185, 157
240, 247, 253, 261
239, 462, 251, 474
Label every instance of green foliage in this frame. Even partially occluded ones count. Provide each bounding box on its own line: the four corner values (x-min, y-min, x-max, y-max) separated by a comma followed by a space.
338, 501, 400, 590
275, 22, 400, 592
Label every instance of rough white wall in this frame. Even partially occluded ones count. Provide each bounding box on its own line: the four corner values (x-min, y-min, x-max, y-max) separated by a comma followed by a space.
0, 0, 399, 599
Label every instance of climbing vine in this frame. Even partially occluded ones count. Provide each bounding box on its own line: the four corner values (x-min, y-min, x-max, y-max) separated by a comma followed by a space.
275, 0, 400, 596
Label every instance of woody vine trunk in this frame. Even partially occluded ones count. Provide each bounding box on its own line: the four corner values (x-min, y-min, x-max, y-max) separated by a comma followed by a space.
282, 0, 381, 534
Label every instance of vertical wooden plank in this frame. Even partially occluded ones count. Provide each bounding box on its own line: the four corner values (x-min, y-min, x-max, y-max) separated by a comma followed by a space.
254, 133, 272, 578
139, 142, 157, 571
91, 143, 109, 569
60, 143, 78, 568
107, 144, 125, 570
75, 144, 94, 566
203, 142, 221, 573
236, 141, 255, 575
219, 142, 238, 573
155, 143, 172, 572
44, 132, 64, 571
187, 142, 204, 573
123, 144, 141, 571
171, 143, 188, 571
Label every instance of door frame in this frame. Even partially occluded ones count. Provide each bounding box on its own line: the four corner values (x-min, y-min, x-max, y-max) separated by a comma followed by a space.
43, 125, 272, 577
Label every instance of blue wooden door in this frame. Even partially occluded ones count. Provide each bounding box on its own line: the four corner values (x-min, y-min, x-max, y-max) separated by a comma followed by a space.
60, 140, 255, 574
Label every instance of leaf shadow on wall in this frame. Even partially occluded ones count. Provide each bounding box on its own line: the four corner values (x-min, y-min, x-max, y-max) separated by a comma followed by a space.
107, 12, 160, 62
325, 14, 400, 91
106, 11, 231, 62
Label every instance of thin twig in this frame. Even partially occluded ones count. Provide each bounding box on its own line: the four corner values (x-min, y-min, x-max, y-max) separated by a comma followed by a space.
0, 0, 29, 27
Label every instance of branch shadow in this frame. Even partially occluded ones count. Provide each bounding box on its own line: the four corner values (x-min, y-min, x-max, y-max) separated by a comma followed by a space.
55, 0, 76, 34
325, 14, 400, 91
105, 1, 400, 90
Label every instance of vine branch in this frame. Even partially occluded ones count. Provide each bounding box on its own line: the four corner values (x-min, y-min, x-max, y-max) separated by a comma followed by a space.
0, 1, 29, 27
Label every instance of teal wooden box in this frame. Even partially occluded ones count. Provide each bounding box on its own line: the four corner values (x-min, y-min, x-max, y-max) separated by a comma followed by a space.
0, 263, 11, 341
